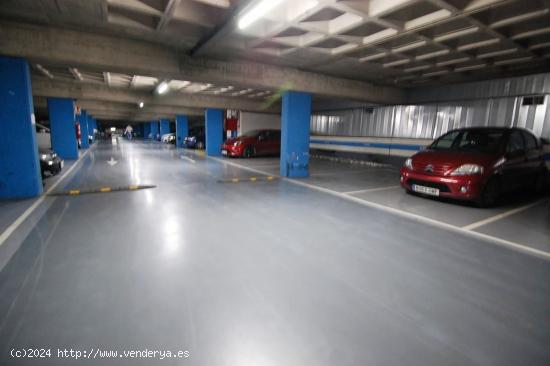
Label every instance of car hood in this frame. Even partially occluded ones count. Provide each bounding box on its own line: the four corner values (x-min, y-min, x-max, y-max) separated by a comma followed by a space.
412, 149, 498, 168
224, 136, 253, 145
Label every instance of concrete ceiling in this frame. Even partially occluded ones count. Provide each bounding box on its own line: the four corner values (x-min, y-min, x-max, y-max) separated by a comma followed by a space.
1, 0, 550, 122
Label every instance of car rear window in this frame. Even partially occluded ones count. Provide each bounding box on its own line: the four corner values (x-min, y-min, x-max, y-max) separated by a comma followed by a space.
430, 130, 505, 153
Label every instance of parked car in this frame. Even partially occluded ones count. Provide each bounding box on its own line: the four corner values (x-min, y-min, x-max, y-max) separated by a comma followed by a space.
400, 127, 547, 207
184, 133, 205, 149
161, 133, 176, 144
221, 129, 281, 158
39, 148, 63, 178
35, 123, 64, 179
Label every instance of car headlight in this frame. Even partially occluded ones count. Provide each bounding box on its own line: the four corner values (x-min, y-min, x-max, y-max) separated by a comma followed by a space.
234, 141, 242, 146
404, 158, 413, 169
40, 154, 48, 160
450, 164, 484, 176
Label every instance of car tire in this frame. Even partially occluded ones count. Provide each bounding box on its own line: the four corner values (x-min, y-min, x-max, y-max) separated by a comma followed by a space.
243, 146, 254, 158
477, 177, 501, 208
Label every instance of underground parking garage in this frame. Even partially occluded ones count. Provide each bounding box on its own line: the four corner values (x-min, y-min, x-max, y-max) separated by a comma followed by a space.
0, 0, 550, 365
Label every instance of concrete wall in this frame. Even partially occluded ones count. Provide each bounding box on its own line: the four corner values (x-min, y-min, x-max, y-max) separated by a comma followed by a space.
239, 112, 280, 135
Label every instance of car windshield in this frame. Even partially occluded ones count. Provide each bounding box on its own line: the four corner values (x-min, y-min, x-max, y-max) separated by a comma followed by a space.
430, 130, 505, 153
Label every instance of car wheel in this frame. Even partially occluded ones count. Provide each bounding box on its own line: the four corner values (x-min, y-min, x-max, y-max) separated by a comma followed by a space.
534, 170, 547, 194
477, 177, 501, 208
243, 147, 254, 158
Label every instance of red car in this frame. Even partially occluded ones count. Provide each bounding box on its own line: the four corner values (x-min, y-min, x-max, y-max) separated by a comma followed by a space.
221, 129, 281, 158
400, 127, 547, 207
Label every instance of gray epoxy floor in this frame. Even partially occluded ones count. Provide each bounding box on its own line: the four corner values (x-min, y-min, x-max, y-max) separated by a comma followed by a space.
233, 156, 550, 251
0, 140, 549, 366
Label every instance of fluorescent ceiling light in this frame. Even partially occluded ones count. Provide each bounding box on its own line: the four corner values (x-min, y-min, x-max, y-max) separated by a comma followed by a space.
156, 81, 169, 94
139, 101, 144, 108
238, 0, 283, 30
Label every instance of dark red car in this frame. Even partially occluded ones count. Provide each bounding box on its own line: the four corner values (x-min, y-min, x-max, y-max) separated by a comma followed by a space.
221, 129, 281, 158
400, 127, 547, 207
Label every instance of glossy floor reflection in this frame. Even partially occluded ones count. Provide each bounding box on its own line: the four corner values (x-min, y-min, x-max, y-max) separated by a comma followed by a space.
0, 139, 549, 366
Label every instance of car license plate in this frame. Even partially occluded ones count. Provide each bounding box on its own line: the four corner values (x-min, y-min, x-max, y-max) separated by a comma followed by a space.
221, 150, 227, 156
412, 184, 439, 196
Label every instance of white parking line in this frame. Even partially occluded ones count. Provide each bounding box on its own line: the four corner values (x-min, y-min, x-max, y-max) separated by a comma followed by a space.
344, 186, 401, 195
462, 198, 548, 231
214, 157, 550, 261
180, 155, 196, 164
0, 147, 93, 249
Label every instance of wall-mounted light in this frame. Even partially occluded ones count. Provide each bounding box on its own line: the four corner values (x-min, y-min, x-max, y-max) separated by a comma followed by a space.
156, 81, 169, 94
139, 101, 144, 108
238, 0, 283, 30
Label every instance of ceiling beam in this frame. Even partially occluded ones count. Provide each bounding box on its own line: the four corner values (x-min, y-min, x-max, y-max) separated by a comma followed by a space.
0, 21, 406, 104
31, 77, 279, 113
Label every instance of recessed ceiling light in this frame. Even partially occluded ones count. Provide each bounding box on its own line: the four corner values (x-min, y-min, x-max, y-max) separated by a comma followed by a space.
238, 0, 284, 30
156, 82, 169, 94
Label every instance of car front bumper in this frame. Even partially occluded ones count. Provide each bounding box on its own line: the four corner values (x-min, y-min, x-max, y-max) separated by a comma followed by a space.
221, 145, 244, 157
400, 168, 486, 201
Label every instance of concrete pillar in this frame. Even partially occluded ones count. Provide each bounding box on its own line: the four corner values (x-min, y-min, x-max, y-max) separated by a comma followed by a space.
48, 97, 78, 159
206, 109, 223, 156
143, 122, 151, 139
87, 115, 95, 144
176, 115, 189, 148
280, 91, 311, 178
159, 119, 170, 137
150, 121, 159, 140
91, 117, 97, 143
0, 56, 42, 198
78, 110, 89, 148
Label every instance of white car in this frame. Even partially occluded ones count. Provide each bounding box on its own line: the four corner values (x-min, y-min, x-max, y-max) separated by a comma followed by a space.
161, 133, 176, 144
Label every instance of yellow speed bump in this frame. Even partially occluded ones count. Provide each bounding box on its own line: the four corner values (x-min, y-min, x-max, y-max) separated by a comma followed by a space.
48, 185, 156, 196
218, 176, 279, 184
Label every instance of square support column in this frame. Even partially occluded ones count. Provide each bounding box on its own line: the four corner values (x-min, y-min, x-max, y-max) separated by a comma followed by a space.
176, 115, 189, 148
143, 123, 151, 139
0, 56, 42, 198
48, 97, 78, 159
280, 91, 312, 178
150, 121, 159, 140
78, 110, 89, 148
205, 109, 223, 156
160, 119, 170, 137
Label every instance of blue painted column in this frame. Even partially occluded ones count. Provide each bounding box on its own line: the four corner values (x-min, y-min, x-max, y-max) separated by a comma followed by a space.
150, 121, 159, 140
88, 115, 95, 144
206, 109, 223, 156
78, 110, 89, 148
143, 123, 151, 139
48, 98, 78, 159
176, 115, 189, 148
91, 117, 97, 143
280, 91, 312, 178
0, 56, 42, 198
159, 119, 170, 137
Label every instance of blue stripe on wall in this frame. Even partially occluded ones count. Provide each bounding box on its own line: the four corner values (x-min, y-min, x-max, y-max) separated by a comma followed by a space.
311, 139, 550, 161
310, 139, 423, 151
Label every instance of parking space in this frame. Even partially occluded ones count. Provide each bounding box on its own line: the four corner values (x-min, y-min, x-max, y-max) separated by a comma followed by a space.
2, 0, 550, 365
220, 155, 550, 257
